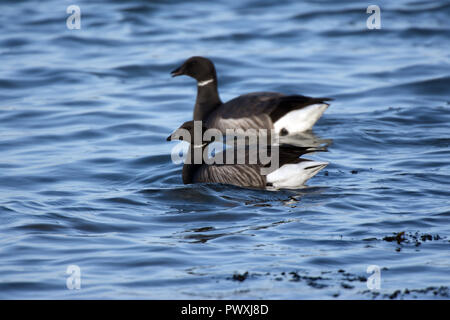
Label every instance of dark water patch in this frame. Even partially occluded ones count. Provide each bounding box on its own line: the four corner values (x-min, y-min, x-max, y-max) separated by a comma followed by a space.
14, 223, 67, 233
114, 64, 156, 78
119, 4, 157, 14
0, 37, 30, 47
100, 196, 148, 207
292, 7, 365, 21
382, 231, 446, 250
83, 157, 121, 166
127, 154, 169, 167
361, 286, 450, 299
52, 34, 126, 47
398, 27, 450, 38
391, 2, 450, 14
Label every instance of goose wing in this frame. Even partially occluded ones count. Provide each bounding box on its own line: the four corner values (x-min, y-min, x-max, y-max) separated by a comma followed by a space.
206, 92, 332, 132
193, 163, 266, 188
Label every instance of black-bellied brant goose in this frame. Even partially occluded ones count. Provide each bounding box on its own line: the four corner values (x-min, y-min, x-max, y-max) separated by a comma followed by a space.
171, 56, 332, 135
167, 121, 328, 189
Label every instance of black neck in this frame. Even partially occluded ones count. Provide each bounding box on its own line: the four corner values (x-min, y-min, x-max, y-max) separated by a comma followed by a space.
193, 77, 222, 121
182, 144, 207, 184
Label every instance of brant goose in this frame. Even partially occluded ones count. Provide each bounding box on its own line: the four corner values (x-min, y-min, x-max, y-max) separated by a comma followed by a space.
171, 57, 332, 135
167, 121, 328, 189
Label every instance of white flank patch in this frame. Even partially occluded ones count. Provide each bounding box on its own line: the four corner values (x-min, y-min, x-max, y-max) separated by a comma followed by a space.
273, 103, 329, 134
266, 160, 328, 188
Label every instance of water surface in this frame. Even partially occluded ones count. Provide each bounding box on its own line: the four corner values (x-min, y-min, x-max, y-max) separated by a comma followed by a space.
0, 0, 449, 299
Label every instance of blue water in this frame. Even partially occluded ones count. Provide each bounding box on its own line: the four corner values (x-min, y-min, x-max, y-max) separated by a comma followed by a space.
1, 0, 449, 299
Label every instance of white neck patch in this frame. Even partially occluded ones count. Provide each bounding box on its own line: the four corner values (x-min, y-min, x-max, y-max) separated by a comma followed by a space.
198, 78, 214, 87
